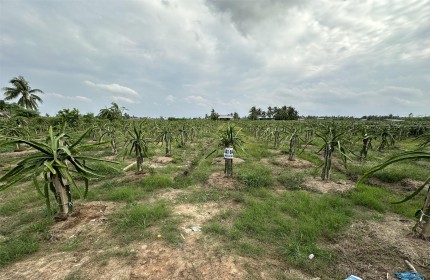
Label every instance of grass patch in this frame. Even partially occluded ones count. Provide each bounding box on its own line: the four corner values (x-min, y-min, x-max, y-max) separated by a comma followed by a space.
112, 201, 170, 243
90, 181, 145, 202
237, 164, 273, 188
277, 172, 306, 190
173, 174, 195, 189
0, 214, 50, 269
191, 159, 212, 183
159, 218, 182, 245
207, 191, 353, 276
349, 184, 423, 218
243, 143, 272, 160
0, 235, 39, 267
142, 175, 174, 191
298, 150, 323, 165
86, 161, 122, 177
177, 188, 230, 203
0, 191, 42, 216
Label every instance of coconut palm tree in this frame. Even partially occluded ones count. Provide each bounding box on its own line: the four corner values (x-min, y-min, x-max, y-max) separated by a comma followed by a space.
3, 76, 44, 110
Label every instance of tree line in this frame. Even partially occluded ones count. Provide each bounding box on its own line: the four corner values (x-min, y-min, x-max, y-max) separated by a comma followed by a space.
248, 105, 299, 120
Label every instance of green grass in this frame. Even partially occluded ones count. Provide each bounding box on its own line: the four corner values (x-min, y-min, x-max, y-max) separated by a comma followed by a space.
142, 175, 174, 191
349, 158, 429, 183
237, 164, 273, 188
191, 159, 212, 183
298, 150, 323, 165
88, 180, 145, 202
111, 201, 170, 243
277, 172, 306, 190
86, 161, 122, 177
0, 192, 42, 216
204, 190, 353, 276
242, 143, 272, 160
348, 184, 423, 217
0, 235, 40, 267
0, 215, 51, 267
1, 118, 429, 277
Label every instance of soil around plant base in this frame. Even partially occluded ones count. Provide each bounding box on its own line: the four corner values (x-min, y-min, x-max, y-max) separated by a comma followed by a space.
1, 191, 429, 279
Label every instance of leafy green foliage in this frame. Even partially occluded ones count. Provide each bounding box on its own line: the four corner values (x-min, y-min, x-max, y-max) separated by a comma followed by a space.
0, 126, 117, 216
2, 76, 44, 110
124, 123, 148, 172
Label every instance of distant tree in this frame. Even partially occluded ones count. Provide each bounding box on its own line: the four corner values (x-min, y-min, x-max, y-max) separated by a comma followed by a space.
233, 112, 240, 119
273, 106, 299, 120
209, 109, 219, 120
267, 106, 274, 118
9, 103, 40, 118
98, 102, 123, 121
248, 106, 261, 120
3, 76, 44, 110
82, 113, 95, 125
56, 108, 80, 127
0, 99, 9, 111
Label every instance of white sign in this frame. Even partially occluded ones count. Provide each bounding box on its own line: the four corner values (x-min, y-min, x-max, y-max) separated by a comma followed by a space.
224, 147, 234, 159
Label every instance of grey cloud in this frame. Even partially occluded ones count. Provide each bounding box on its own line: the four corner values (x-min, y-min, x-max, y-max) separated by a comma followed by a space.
1, 0, 429, 118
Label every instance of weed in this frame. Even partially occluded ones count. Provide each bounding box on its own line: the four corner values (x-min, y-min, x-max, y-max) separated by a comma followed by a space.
112, 201, 170, 243
277, 172, 306, 190
0, 234, 39, 267
237, 164, 273, 188
142, 175, 174, 191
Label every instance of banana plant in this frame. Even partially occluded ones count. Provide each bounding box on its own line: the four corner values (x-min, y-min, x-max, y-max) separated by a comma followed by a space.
124, 124, 148, 173
0, 126, 116, 219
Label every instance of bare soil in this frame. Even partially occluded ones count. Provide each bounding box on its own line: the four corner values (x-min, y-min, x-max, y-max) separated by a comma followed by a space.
270, 156, 314, 169
1, 166, 429, 279
332, 214, 430, 279
303, 177, 356, 194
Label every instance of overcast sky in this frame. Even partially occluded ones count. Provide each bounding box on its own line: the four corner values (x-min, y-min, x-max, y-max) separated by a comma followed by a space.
1, 0, 429, 118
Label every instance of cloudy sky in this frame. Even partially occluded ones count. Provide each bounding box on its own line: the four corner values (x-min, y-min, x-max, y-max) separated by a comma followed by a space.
0, 0, 429, 118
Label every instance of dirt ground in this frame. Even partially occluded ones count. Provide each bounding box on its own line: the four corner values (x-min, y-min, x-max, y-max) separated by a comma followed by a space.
1, 166, 429, 279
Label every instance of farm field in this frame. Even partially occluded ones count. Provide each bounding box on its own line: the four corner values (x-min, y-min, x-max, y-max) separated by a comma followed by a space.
0, 118, 429, 280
